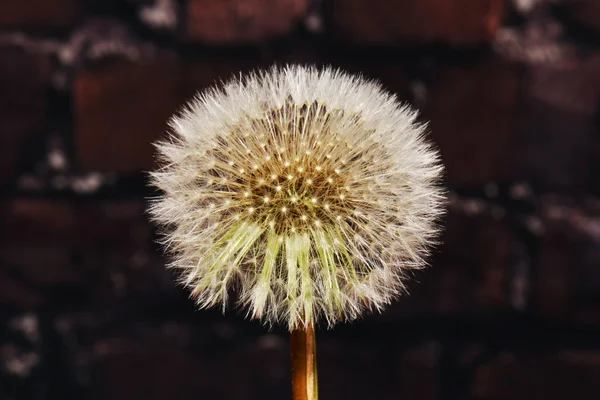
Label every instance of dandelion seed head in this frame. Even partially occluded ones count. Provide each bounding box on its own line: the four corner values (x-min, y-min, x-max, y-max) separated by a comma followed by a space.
150, 65, 445, 330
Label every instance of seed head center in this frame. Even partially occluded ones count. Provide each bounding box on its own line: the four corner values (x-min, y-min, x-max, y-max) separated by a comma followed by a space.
245, 157, 347, 232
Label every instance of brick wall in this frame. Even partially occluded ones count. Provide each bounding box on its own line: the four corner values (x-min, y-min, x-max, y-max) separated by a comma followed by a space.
1, 0, 600, 399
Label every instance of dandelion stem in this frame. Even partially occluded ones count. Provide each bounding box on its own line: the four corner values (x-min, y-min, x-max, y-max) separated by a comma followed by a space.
291, 324, 318, 400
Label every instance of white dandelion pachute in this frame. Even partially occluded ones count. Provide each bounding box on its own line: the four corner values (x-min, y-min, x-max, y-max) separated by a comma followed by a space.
150, 65, 445, 330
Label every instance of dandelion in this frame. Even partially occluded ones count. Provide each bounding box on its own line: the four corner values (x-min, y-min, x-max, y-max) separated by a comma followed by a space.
149, 65, 444, 400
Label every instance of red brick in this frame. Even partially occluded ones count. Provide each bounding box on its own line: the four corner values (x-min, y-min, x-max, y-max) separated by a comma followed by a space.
0, 270, 43, 308
339, 62, 413, 103
0, 46, 50, 183
87, 329, 437, 400
0, 0, 78, 30
320, 340, 437, 400
277, 38, 326, 65
91, 340, 213, 399
366, 65, 412, 102
69, 202, 171, 307
563, 0, 600, 33
595, 130, 600, 196
186, 0, 310, 44
394, 344, 438, 400
514, 55, 600, 192
531, 197, 600, 324
330, 0, 505, 45
89, 334, 289, 399
0, 201, 79, 308
3, 201, 77, 242
183, 59, 260, 101
74, 57, 182, 173
423, 57, 522, 187
221, 335, 289, 398
472, 350, 600, 400
275, 41, 413, 102
0, 200, 169, 308
383, 203, 517, 319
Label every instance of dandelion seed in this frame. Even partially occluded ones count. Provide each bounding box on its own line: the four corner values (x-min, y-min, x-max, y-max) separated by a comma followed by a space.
149, 65, 445, 331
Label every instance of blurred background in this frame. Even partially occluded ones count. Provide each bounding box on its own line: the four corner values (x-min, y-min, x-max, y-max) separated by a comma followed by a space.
1, 0, 600, 399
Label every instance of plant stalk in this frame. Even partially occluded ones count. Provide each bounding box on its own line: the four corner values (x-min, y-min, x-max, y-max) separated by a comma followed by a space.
290, 324, 318, 400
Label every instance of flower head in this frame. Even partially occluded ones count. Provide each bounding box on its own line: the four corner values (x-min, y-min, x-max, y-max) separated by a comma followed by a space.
150, 65, 444, 329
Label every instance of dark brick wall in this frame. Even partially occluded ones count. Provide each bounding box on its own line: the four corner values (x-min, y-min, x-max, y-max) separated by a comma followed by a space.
1, 0, 600, 399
